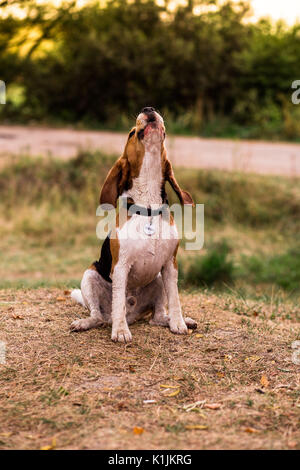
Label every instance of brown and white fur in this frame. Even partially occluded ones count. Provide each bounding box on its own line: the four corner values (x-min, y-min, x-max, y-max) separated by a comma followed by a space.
71, 107, 197, 342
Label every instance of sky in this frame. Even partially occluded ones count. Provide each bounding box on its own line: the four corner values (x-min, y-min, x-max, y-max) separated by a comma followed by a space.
240, 0, 300, 24
61, 1, 300, 24
3, 1, 300, 25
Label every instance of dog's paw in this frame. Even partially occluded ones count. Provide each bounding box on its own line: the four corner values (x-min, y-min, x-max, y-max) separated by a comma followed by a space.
169, 320, 188, 335
184, 317, 197, 330
111, 325, 132, 343
70, 318, 103, 332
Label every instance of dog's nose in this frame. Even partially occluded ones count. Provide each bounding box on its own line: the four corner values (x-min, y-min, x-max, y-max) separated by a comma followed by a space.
141, 107, 156, 123
141, 107, 155, 114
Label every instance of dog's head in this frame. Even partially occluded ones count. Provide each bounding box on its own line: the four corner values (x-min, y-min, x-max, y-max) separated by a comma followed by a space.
100, 107, 194, 208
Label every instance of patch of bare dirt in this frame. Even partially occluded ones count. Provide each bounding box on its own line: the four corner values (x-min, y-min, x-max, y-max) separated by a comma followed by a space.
0, 124, 300, 176
0, 289, 299, 450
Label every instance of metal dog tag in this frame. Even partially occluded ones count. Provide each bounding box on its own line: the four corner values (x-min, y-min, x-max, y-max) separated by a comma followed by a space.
144, 222, 155, 236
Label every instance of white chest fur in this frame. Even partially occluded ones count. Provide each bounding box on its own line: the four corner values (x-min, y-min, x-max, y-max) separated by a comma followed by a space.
117, 215, 178, 288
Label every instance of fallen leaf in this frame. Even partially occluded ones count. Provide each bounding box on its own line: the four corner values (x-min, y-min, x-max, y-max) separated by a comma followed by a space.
244, 427, 260, 434
245, 356, 261, 363
133, 427, 144, 435
160, 384, 179, 389
40, 437, 56, 450
185, 425, 208, 430
56, 297, 66, 302
0, 432, 12, 438
183, 400, 206, 411
128, 365, 136, 373
287, 441, 297, 449
143, 400, 156, 404
64, 290, 70, 296
12, 314, 24, 320
204, 403, 222, 410
224, 354, 232, 362
117, 402, 127, 410
274, 384, 291, 390
166, 389, 180, 397
260, 375, 269, 388
195, 334, 203, 338
26, 434, 40, 440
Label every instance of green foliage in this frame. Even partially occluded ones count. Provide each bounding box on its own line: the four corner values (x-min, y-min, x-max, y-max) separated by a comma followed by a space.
1, 1, 300, 139
181, 241, 300, 291
241, 246, 300, 291
185, 241, 235, 287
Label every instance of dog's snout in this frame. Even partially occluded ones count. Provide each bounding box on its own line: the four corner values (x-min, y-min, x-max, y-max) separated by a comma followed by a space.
141, 107, 156, 123
141, 107, 155, 114
147, 113, 156, 123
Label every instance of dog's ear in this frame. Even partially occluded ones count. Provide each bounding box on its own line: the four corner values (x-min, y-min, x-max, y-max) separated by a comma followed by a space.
100, 128, 135, 207
100, 156, 130, 207
164, 158, 194, 206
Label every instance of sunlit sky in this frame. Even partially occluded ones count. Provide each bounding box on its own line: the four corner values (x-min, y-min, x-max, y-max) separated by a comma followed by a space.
3, 1, 300, 24
54, 1, 300, 24
237, 0, 300, 24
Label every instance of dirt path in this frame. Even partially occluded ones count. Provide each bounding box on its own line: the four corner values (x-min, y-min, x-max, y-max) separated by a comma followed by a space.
0, 124, 300, 176
0, 288, 299, 450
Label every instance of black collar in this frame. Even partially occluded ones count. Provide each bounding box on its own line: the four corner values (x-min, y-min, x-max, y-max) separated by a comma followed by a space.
124, 201, 169, 217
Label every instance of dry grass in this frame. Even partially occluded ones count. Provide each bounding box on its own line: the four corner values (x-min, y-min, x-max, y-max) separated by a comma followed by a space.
0, 288, 299, 450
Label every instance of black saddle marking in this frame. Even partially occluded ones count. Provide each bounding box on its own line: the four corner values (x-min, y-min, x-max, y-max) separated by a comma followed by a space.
93, 234, 112, 283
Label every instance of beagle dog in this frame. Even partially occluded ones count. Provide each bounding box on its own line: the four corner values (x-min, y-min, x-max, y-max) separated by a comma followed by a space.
71, 107, 197, 342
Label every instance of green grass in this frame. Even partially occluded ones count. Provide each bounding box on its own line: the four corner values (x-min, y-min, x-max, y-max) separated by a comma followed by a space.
240, 247, 300, 291
0, 151, 299, 299
183, 241, 235, 287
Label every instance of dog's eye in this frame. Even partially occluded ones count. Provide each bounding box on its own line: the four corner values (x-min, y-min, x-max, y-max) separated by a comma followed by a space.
128, 129, 135, 139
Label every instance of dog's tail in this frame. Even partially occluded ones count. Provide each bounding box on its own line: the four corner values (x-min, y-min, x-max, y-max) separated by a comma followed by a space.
71, 289, 86, 307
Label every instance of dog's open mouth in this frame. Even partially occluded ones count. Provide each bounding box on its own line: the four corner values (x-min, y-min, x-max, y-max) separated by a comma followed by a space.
144, 121, 157, 134
138, 122, 158, 140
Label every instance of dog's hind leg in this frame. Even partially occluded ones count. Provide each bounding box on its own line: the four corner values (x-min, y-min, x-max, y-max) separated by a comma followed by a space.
122, 275, 168, 327
70, 269, 112, 332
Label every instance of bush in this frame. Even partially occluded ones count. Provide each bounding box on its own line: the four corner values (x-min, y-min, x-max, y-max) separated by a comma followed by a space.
242, 247, 300, 291
185, 241, 235, 287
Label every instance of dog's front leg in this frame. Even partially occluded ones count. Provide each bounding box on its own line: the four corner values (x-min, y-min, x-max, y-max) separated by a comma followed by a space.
111, 262, 132, 343
161, 259, 188, 335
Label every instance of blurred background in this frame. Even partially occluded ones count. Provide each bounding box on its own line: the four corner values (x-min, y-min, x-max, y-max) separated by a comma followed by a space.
1, 0, 300, 138
0, 0, 299, 313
